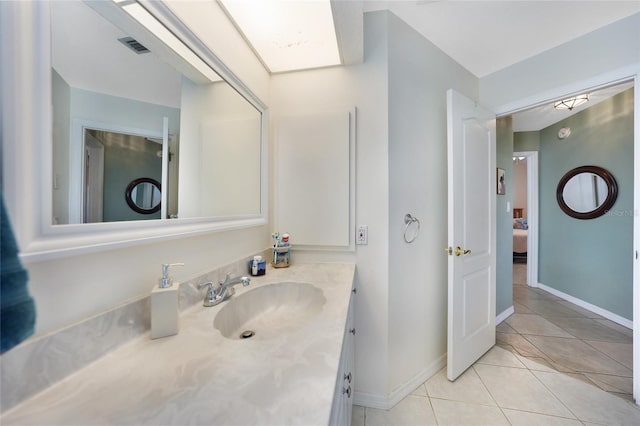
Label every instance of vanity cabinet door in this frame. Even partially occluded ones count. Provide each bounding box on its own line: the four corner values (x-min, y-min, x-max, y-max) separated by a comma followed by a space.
329, 288, 355, 425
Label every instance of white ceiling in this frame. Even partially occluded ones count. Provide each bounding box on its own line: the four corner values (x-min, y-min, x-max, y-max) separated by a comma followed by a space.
51, 1, 183, 108
511, 80, 634, 131
362, 0, 640, 78
361, 1, 639, 130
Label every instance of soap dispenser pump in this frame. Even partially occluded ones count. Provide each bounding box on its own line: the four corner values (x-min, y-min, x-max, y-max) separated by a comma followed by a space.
151, 262, 184, 339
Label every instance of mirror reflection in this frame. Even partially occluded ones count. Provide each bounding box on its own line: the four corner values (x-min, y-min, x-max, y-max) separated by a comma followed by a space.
51, 0, 262, 225
82, 129, 164, 223
126, 178, 162, 215
561, 173, 608, 213
556, 165, 618, 220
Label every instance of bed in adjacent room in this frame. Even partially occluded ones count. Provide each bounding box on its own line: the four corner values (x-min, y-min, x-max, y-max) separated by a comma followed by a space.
513, 218, 528, 262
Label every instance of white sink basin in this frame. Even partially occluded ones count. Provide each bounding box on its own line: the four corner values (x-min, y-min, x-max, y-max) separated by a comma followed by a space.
213, 282, 326, 340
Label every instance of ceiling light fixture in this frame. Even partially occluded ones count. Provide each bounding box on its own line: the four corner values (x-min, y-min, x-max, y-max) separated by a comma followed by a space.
220, 0, 341, 73
554, 94, 589, 111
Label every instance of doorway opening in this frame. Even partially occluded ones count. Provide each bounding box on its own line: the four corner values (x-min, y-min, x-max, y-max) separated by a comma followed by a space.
499, 79, 635, 402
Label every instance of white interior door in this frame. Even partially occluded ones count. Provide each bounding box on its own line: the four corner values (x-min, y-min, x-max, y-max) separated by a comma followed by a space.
446, 89, 496, 381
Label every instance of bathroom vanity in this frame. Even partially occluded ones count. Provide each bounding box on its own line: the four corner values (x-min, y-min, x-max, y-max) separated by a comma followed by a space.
1, 263, 356, 425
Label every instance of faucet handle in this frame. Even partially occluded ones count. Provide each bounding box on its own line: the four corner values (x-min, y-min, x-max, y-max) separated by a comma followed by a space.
198, 281, 220, 307
197, 281, 214, 291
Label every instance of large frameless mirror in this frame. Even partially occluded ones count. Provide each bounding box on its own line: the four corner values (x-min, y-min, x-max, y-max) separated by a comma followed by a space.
51, 0, 262, 225
556, 165, 618, 219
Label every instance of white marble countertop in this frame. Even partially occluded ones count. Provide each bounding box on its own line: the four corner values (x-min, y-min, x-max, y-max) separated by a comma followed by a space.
2, 262, 356, 425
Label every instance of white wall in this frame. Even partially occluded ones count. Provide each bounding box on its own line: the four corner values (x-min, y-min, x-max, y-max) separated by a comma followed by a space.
480, 13, 640, 110
269, 11, 390, 399
178, 78, 261, 218
1, 1, 270, 336
270, 11, 480, 404
386, 13, 478, 395
51, 70, 70, 225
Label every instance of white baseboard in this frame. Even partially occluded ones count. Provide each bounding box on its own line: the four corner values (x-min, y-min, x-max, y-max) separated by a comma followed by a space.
496, 306, 515, 325
353, 353, 446, 410
537, 282, 633, 329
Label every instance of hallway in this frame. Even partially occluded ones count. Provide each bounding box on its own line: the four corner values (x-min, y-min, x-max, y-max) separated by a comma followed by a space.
498, 264, 633, 401
351, 265, 639, 425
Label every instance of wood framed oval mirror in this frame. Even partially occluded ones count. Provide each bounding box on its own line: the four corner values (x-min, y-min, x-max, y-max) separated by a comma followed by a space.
556, 165, 618, 220
125, 178, 162, 214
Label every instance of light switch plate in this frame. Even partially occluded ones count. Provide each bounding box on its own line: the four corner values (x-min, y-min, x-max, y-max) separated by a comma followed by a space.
356, 225, 368, 245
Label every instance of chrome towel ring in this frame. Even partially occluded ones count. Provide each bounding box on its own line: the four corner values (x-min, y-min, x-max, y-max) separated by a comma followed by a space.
403, 213, 420, 243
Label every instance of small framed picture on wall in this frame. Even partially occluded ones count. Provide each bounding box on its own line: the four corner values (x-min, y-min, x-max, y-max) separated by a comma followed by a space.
497, 168, 506, 195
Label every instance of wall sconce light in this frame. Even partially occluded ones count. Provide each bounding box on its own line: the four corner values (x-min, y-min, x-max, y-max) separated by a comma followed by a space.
554, 94, 589, 111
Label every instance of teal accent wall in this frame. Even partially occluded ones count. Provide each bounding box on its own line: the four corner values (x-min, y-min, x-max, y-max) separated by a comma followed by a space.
514, 131, 540, 152
539, 88, 634, 320
99, 133, 162, 222
496, 116, 514, 316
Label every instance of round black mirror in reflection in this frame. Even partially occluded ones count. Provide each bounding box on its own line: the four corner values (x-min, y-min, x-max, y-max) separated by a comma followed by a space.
125, 178, 161, 214
556, 166, 617, 220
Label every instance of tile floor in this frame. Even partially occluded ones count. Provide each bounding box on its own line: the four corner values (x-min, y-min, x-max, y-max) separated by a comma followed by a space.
351, 264, 639, 425
503, 264, 633, 401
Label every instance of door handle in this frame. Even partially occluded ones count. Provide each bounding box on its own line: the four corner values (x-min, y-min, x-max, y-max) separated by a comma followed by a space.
445, 246, 472, 256
455, 246, 471, 256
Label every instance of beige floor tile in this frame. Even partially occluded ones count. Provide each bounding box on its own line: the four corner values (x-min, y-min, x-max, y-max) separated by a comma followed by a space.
502, 408, 581, 425
583, 372, 633, 394
410, 383, 427, 397
513, 265, 527, 284
425, 367, 495, 406
545, 316, 632, 343
473, 364, 574, 417
524, 335, 632, 377
563, 372, 598, 387
594, 319, 633, 338
518, 299, 588, 319
505, 314, 575, 338
476, 345, 526, 368
533, 370, 640, 425
584, 340, 633, 369
610, 391, 635, 402
430, 398, 509, 426
556, 301, 605, 319
513, 302, 534, 314
351, 405, 365, 426
515, 354, 557, 373
497, 332, 549, 358
365, 396, 437, 426
530, 287, 563, 301
513, 287, 553, 304
496, 321, 517, 334
545, 359, 577, 374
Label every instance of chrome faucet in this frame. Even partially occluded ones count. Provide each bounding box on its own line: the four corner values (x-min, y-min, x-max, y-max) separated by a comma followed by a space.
198, 273, 251, 307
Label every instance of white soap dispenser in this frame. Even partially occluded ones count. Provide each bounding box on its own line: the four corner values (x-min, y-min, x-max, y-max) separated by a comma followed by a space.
151, 262, 184, 339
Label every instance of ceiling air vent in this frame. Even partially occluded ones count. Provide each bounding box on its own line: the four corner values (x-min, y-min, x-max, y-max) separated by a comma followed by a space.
118, 37, 150, 54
